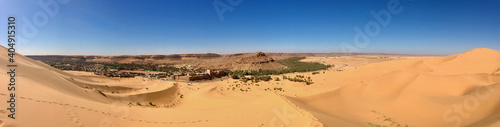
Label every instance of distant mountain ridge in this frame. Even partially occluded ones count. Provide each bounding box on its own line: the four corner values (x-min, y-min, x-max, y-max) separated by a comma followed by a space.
27, 52, 413, 62
27, 54, 222, 64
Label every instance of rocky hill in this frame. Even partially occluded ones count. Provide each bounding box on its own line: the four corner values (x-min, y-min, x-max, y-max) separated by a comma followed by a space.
196, 52, 285, 70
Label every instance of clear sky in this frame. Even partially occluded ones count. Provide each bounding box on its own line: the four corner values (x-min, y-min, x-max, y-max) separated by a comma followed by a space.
1, 0, 499, 55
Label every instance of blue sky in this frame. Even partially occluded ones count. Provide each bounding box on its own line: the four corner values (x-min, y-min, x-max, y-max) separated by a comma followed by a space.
0, 0, 499, 55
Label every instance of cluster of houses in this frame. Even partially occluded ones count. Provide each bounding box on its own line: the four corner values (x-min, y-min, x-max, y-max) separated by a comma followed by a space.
155, 69, 227, 82
93, 68, 227, 81
44, 61, 228, 81
93, 68, 150, 78
43, 62, 147, 78
44, 61, 105, 72
94, 69, 143, 78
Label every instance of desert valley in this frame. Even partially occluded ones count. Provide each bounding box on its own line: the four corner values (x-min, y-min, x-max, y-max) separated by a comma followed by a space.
3, 1, 500, 126
1, 45, 500, 127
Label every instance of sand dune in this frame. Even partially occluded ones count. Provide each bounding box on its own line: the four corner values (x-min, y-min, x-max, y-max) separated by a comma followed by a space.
1, 46, 500, 127
0, 46, 317, 127
107, 83, 181, 108
293, 48, 500, 127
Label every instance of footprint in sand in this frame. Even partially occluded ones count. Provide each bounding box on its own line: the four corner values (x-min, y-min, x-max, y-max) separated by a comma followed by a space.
67, 111, 84, 127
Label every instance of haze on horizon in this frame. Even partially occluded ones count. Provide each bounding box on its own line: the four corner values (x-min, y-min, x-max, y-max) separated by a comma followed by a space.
0, 0, 499, 56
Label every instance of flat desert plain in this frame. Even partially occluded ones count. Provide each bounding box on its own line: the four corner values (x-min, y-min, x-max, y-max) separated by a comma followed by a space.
1, 46, 500, 127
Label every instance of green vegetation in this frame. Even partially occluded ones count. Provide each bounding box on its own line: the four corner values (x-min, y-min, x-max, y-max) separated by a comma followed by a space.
283, 75, 313, 85
367, 123, 387, 127
263, 87, 284, 92
274, 87, 283, 91
277, 57, 331, 73
100, 62, 179, 72
231, 74, 240, 79
366, 122, 409, 127
227, 57, 331, 78
384, 118, 392, 122
150, 73, 167, 77
258, 75, 271, 81
239, 75, 271, 83
369, 110, 411, 127
97, 90, 106, 97
42, 60, 187, 73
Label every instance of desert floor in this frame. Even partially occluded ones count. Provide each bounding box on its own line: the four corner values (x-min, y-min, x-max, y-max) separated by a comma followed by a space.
1, 47, 500, 127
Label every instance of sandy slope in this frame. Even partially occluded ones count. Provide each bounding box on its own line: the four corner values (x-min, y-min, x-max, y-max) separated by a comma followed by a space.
1, 46, 500, 127
293, 48, 500, 127
0, 46, 320, 127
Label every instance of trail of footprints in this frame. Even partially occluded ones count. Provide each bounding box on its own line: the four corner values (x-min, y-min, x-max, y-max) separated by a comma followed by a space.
274, 93, 324, 127
64, 104, 84, 127
0, 93, 209, 125
0, 92, 313, 126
